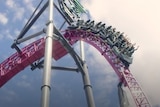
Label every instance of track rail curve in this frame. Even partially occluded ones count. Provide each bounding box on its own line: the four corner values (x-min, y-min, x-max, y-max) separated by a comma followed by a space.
63, 28, 151, 107
0, 28, 151, 107
0, 38, 67, 87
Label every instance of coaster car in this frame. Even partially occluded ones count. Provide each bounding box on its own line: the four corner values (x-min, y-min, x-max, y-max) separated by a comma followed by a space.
67, 20, 138, 68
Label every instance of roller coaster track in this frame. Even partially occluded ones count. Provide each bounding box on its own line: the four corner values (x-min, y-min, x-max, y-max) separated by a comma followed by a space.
64, 27, 151, 107
0, 27, 151, 106
0, 38, 67, 87
63, 28, 151, 107
0, 0, 151, 106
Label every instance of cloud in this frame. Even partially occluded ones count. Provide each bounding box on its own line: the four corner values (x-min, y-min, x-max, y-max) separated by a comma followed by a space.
15, 71, 42, 90
5, 0, 25, 21
4, 29, 14, 40
23, 0, 35, 12
81, 0, 160, 106
0, 87, 18, 102
0, 29, 14, 40
0, 34, 3, 40
0, 13, 8, 25
6, 0, 15, 8
16, 80, 32, 89
14, 8, 25, 21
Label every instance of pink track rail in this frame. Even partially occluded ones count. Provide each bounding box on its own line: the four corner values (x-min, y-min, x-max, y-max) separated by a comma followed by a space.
64, 29, 151, 107
0, 38, 67, 87
0, 29, 151, 107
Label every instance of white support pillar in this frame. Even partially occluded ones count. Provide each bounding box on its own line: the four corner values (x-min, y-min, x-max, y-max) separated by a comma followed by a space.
41, 0, 54, 107
80, 41, 96, 107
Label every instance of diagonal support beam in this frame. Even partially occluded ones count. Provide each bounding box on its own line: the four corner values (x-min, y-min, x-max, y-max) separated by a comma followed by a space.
53, 2, 72, 25
53, 26, 85, 75
16, 29, 46, 44
17, 1, 48, 40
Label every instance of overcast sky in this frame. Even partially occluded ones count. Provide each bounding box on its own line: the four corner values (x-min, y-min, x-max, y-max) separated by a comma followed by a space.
83, 0, 160, 106
0, 0, 160, 107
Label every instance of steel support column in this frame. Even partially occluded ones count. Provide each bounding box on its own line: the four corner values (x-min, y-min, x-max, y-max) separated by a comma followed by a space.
80, 41, 96, 107
41, 0, 53, 107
